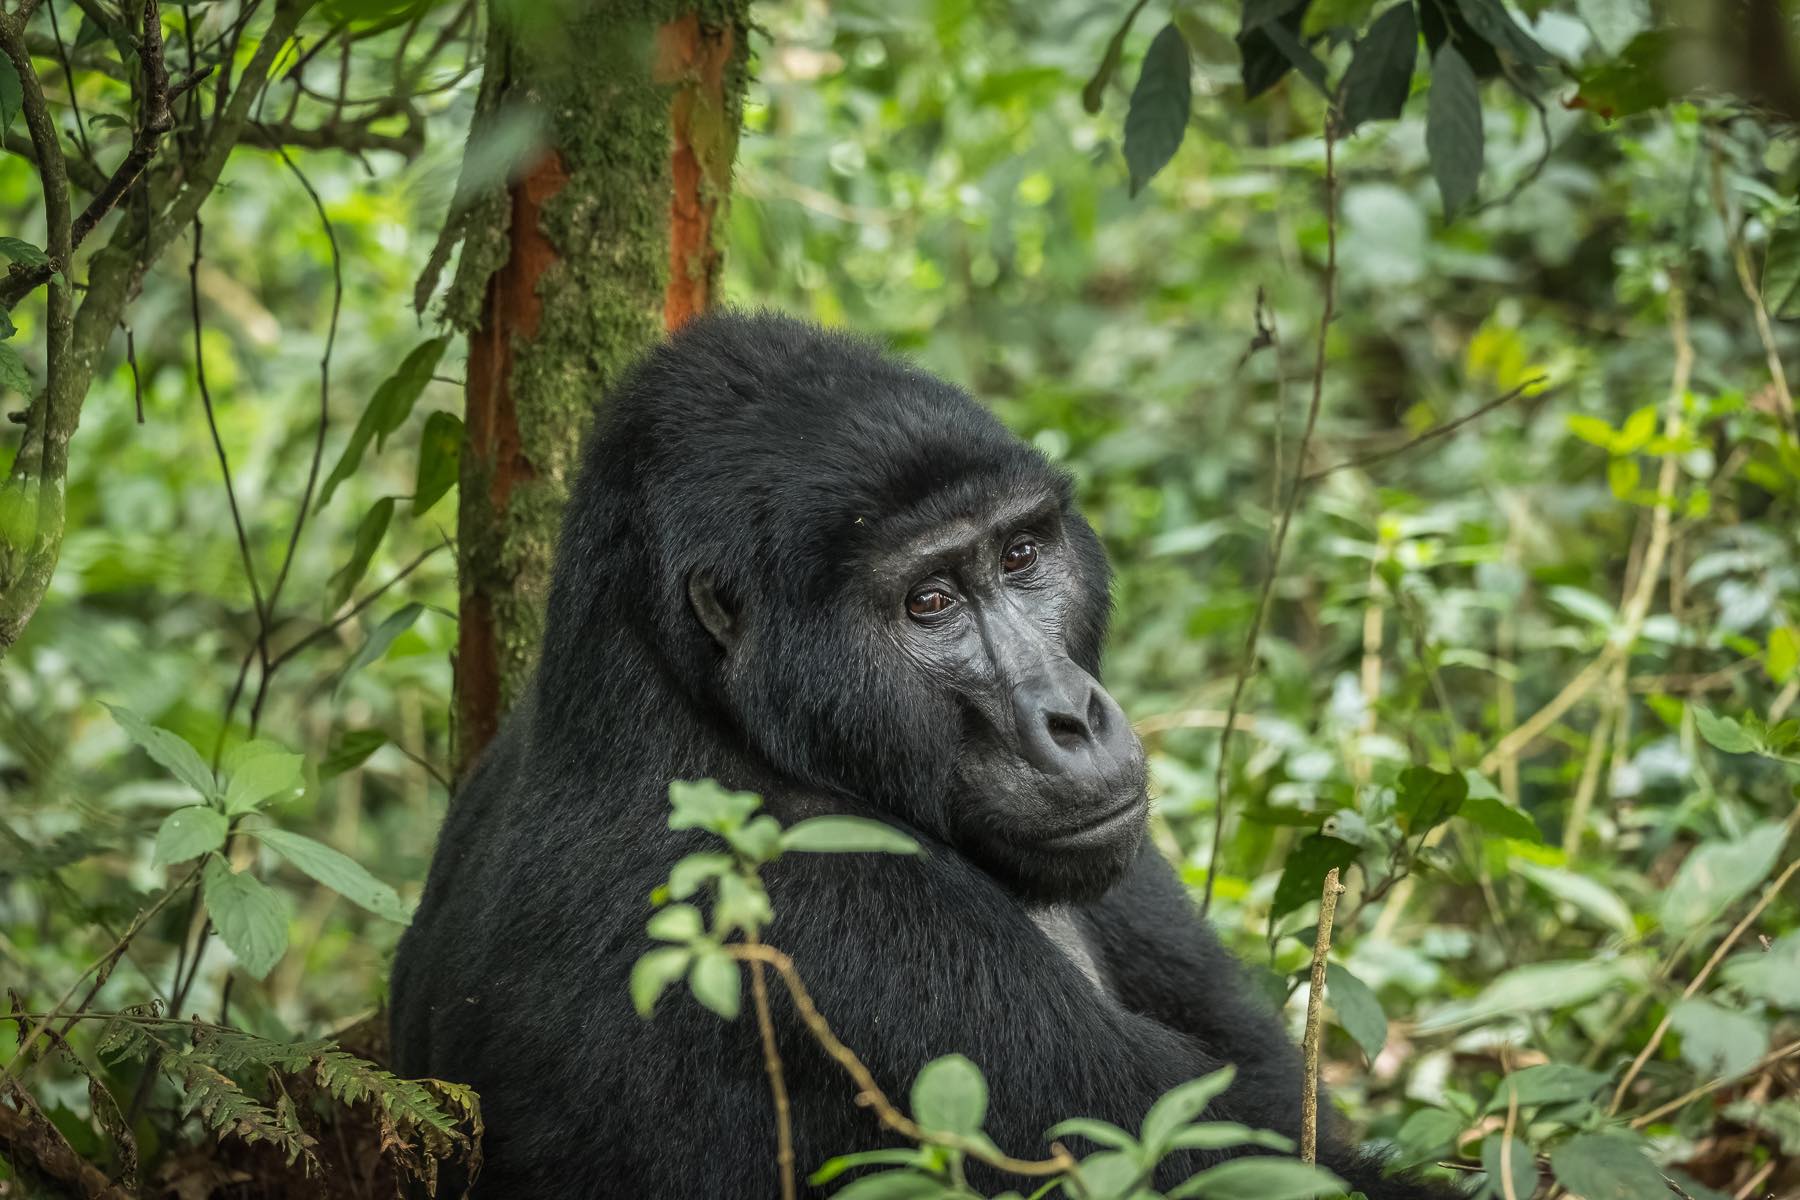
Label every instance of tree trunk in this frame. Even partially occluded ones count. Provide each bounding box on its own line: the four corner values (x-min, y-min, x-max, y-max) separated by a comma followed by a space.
443, 0, 750, 775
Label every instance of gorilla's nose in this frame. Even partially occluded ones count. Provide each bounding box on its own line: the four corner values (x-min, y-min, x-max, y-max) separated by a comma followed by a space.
1013, 663, 1137, 780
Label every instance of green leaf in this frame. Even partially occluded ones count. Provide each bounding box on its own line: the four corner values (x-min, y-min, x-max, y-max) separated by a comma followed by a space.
1571, 29, 1672, 118
727, 814, 783, 863
1425, 44, 1483, 216
413, 410, 462, 516
0, 238, 48, 267
0, 342, 34, 398
1485, 1063, 1608, 1112
1418, 958, 1628, 1031
1239, 1, 1313, 99
1567, 413, 1618, 448
202, 856, 288, 980
320, 729, 388, 780
630, 946, 691, 1017
335, 603, 424, 696
1767, 626, 1800, 684
326, 497, 395, 610
1142, 1065, 1236, 1150
1272, 833, 1359, 918
1577, 0, 1651, 56
779, 816, 921, 856
688, 949, 741, 1020
1480, 1134, 1538, 1200
1549, 1133, 1666, 1200
1607, 455, 1640, 499
223, 750, 304, 816
667, 779, 763, 834
911, 1053, 987, 1136
1393, 1106, 1463, 1163
828, 1173, 951, 1200
1458, 793, 1542, 843
249, 827, 410, 924
667, 852, 733, 900
1082, 0, 1151, 113
1720, 930, 1800, 1006
154, 807, 228, 866
1165, 1157, 1347, 1200
1325, 962, 1387, 1062
646, 903, 703, 942
1165, 1122, 1294, 1152
1660, 821, 1787, 933
808, 1150, 934, 1187
713, 870, 772, 935
1668, 998, 1769, 1080
1124, 24, 1191, 197
1043, 1117, 1136, 1149
1763, 222, 1800, 320
0, 55, 20, 133
315, 337, 449, 510
1395, 765, 1467, 833
1452, 0, 1549, 66
1512, 861, 1635, 937
1339, 2, 1418, 132
103, 703, 219, 802
1691, 706, 1758, 754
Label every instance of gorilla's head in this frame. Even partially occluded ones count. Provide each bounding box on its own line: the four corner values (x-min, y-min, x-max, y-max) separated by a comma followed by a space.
542, 312, 1147, 902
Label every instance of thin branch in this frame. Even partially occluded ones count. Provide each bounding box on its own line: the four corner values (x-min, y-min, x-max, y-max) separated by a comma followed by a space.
1301, 378, 1547, 485
1628, 1038, 1800, 1130
725, 942, 1079, 1181
44, 0, 95, 167
1300, 867, 1344, 1165
265, 540, 449, 674
1202, 117, 1338, 917
746, 936, 796, 1200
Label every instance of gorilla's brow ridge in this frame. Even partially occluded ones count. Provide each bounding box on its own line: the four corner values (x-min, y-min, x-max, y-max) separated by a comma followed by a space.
867, 489, 1064, 583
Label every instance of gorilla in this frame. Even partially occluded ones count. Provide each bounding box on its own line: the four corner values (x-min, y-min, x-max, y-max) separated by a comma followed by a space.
390, 312, 1456, 1198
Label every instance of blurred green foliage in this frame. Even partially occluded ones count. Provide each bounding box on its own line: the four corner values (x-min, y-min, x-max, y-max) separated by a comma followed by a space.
3, 0, 1799, 1195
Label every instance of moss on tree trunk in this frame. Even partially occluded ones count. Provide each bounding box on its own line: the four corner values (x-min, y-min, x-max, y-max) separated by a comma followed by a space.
446, 0, 750, 774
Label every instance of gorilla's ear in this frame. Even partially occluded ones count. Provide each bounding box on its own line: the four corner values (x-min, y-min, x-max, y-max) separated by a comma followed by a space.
687, 571, 742, 652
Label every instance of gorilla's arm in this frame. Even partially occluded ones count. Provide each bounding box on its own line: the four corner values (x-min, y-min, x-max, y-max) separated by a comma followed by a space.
1080, 850, 1461, 1200
763, 846, 1324, 1191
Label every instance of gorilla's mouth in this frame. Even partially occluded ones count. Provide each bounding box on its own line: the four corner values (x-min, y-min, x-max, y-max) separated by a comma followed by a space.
1035, 793, 1146, 850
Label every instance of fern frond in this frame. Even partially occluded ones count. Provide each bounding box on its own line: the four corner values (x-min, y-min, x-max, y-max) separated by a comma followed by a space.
174, 1057, 319, 1170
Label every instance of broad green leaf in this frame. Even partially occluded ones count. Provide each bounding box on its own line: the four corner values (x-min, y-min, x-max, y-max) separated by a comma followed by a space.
1571, 29, 1672, 118
1480, 1134, 1538, 1200
1720, 930, 1800, 1007
250, 827, 410, 923
1763, 223, 1800, 320
668, 779, 763, 834
1607, 455, 1640, 499
1043, 1117, 1135, 1149
1069, 1150, 1140, 1196
1485, 1063, 1608, 1113
1239, 1, 1311, 99
1660, 821, 1787, 933
808, 1150, 934, 1187
1549, 1133, 1666, 1200
320, 729, 388, 780
1164, 1157, 1347, 1200
1392, 1106, 1463, 1165
728, 814, 783, 863
630, 946, 690, 1017
1082, 0, 1151, 113
153, 806, 228, 866
911, 1053, 987, 1136
327, 497, 395, 610
1691, 706, 1757, 754
103, 703, 219, 802
1339, 2, 1418, 132
335, 603, 424, 696
1272, 833, 1359, 918
779, 816, 921, 856
1396, 765, 1467, 833
1124, 24, 1191, 197
0, 238, 48, 266
1512, 861, 1635, 936
713, 870, 772, 934
1418, 959, 1626, 1031
223, 750, 304, 815
646, 903, 703, 942
1567, 413, 1618, 448
1615, 404, 1658, 453
1142, 1065, 1235, 1149
0, 56, 20, 133
1458, 794, 1542, 843
688, 948, 741, 1020
1766, 626, 1799, 684
1453, 0, 1549, 66
1426, 45, 1483, 216
667, 852, 733, 900
202, 856, 288, 980
828, 1173, 952, 1200
1325, 962, 1387, 1062
1668, 998, 1768, 1080
1166, 1122, 1294, 1152
413, 410, 462, 516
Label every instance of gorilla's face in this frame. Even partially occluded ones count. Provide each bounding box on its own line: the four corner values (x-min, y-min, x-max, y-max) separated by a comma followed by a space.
860, 489, 1149, 902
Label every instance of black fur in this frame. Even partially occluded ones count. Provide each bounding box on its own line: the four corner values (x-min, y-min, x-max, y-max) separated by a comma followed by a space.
389, 312, 1458, 1198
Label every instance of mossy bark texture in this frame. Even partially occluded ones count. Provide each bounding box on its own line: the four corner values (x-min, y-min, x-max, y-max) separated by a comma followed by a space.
450, 0, 750, 774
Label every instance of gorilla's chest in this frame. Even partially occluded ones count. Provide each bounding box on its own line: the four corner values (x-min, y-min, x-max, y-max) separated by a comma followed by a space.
1029, 905, 1110, 995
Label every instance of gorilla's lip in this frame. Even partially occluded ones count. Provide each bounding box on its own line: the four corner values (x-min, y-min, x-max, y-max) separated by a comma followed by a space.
1037, 794, 1145, 849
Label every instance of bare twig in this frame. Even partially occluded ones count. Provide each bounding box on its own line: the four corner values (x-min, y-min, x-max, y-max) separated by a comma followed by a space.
1300, 378, 1547, 485
1201, 119, 1339, 918
1301, 868, 1344, 1164
746, 936, 796, 1200
725, 941, 1079, 1181
1629, 1038, 1800, 1129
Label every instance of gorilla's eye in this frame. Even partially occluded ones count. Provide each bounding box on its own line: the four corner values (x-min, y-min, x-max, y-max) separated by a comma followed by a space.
1002, 539, 1039, 574
906, 588, 955, 620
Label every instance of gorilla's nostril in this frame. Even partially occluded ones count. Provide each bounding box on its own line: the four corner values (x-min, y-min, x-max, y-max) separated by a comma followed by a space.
1045, 711, 1088, 751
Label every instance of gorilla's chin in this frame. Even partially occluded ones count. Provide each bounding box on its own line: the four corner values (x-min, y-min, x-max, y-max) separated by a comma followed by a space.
955, 777, 1150, 905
